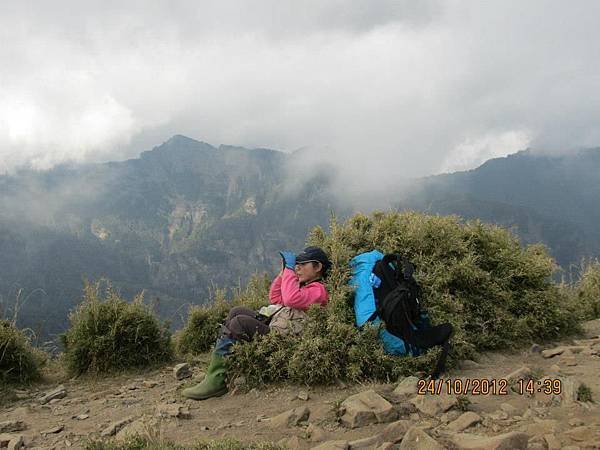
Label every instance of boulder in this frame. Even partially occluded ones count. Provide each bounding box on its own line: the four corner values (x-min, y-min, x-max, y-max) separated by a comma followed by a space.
394, 376, 420, 396
39, 385, 67, 404
543, 433, 561, 450
381, 420, 412, 443
564, 425, 600, 442
409, 393, 457, 417
269, 406, 310, 428
399, 426, 444, 450
173, 363, 191, 380
450, 431, 529, 449
101, 416, 135, 437
541, 347, 565, 358
447, 412, 482, 432
278, 436, 302, 449
348, 435, 380, 449
340, 390, 397, 429
307, 423, 327, 442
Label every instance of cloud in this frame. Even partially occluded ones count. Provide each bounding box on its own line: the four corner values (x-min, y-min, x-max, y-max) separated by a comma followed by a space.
1, 0, 599, 189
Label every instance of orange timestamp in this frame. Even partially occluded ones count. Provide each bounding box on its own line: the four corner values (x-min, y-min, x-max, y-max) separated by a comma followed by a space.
418, 378, 509, 395
417, 378, 563, 396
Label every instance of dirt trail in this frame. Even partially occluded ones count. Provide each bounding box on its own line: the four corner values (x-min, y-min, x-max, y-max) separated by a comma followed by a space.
2, 320, 600, 449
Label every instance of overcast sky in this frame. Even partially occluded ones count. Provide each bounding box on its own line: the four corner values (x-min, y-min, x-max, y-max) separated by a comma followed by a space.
1, 1, 599, 180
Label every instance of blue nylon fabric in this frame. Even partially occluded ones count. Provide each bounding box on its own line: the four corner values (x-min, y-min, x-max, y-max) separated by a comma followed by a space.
349, 250, 412, 356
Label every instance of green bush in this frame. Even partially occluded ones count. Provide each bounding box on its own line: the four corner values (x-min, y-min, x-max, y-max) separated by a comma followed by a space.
60, 281, 173, 375
0, 320, 45, 384
176, 274, 272, 356
575, 261, 600, 320
193, 211, 581, 386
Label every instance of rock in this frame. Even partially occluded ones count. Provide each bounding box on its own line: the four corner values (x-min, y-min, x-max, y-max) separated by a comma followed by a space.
547, 364, 561, 374
269, 406, 310, 428
450, 431, 529, 449
564, 425, 599, 442
440, 410, 459, 424
399, 426, 444, 450
447, 412, 482, 432
410, 393, 457, 417
143, 380, 158, 388
340, 390, 397, 428
460, 359, 482, 369
311, 440, 349, 450
155, 403, 191, 419
394, 376, 420, 396
499, 403, 518, 416
173, 363, 191, 380
543, 433, 561, 450
533, 376, 578, 406
381, 420, 412, 443
348, 435, 380, 449
74, 414, 89, 420
504, 366, 531, 382
41, 425, 64, 435
307, 423, 327, 442
101, 417, 134, 437
376, 443, 395, 450
522, 419, 559, 437
529, 344, 542, 353
278, 436, 301, 449
0, 421, 26, 433
541, 347, 565, 358
39, 385, 67, 404
7, 435, 24, 450
561, 356, 577, 366
297, 390, 309, 401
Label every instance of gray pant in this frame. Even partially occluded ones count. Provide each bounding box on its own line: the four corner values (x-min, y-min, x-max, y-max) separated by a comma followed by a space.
223, 306, 270, 341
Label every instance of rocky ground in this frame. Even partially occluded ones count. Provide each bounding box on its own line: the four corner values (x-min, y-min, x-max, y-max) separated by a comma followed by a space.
2, 320, 600, 450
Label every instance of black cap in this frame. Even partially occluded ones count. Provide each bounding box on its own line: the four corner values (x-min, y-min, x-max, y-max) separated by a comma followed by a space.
296, 246, 331, 277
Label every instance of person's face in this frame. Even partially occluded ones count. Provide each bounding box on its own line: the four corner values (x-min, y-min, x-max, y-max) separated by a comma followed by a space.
295, 261, 322, 283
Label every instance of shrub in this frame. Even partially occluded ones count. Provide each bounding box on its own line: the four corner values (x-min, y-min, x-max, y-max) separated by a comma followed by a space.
0, 320, 45, 384
176, 274, 272, 356
575, 261, 600, 320
60, 280, 173, 375
577, 383, 593, 402
194, 211, 581, 387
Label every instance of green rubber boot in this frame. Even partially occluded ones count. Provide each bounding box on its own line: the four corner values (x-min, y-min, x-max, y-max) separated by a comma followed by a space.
182, 353, 228, 400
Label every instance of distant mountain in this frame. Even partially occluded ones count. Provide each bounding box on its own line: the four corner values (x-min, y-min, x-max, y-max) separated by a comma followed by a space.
1, 137, 599, 339
0, 136, 342, 339
404, 149, 600, 272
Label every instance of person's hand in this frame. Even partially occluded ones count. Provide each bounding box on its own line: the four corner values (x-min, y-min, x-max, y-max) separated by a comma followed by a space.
279, 251, 296, 270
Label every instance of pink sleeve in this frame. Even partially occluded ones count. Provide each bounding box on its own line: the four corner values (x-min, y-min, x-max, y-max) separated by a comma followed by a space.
269, 275, 283, 305
280, 268, 329, 310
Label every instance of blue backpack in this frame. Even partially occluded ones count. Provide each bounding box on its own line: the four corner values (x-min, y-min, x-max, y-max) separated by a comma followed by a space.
350, 250, 453, 378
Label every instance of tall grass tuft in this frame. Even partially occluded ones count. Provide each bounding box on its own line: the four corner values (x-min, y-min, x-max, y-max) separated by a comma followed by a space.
0, 319, 45, 384
60, 280, 173, 375
176, 274, 272, 356
575, 261, 600, 320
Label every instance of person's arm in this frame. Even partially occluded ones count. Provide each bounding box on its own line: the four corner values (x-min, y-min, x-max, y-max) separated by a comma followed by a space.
280, 268, 329, 310
269, 274, 283, 305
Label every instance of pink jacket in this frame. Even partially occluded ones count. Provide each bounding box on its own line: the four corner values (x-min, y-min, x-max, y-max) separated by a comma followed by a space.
268, 268, 329, 310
